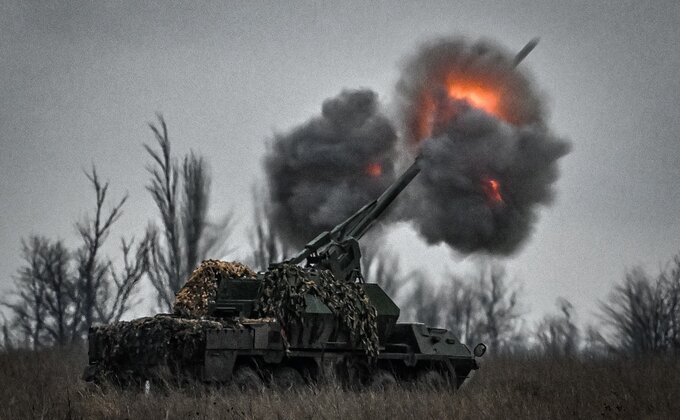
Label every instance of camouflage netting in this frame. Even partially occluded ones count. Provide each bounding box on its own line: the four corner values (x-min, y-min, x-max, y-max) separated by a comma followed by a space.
174, 260, 256, 318
89, 260, 380, 382
89, 314, 238, 382
259, 263, 380, 358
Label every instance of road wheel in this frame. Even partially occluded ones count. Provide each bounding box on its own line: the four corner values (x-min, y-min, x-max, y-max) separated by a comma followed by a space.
368, 369, 397, 391
272, 366, 305, 390
233, 366, 263, 391
417, 370, 447, 390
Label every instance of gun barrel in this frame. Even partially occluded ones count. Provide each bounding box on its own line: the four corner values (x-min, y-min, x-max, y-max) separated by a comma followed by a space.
286, 156, 422, 265
345, 157, 421, 240
513, 38, 540, 67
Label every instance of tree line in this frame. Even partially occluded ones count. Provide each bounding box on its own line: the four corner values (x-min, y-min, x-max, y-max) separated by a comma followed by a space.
361, 242, 680, 357
1, 116, 231, 348
2, 116, 679, 357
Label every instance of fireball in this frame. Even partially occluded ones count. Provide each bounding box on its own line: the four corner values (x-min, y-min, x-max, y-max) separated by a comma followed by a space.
365, 162, 383, 178
482, 177, 504, 205
414, 78, 509, 143
446, 82, 500, 118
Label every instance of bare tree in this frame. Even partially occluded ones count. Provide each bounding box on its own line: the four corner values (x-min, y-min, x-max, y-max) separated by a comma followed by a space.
250, 187, 289, 271
599, 255, 680, 354
3, 237, 50, 348
3, 168, 148, 348
388, 260, 523, 352
144, 117, 181, 308
396, 270, 480, 341
408, 271, 442, 327
72, 167, 150, 337
181, 151, 209, 272
600, 268, 666, 353
536, 297, 579, 357
4, 237, 78, 347
582, 325, 609, 357
659, 254, 680, 350
473, 262, 523, 353
74, 167, 127, 332
180, 152, 236, 270
440, 275, 479, 345
93, 237, 150, 324
39, 240, 74, 346
144, 115, 233, 310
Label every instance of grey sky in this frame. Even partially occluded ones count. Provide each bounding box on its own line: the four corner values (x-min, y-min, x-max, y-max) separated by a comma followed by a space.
1, 1, 679, 324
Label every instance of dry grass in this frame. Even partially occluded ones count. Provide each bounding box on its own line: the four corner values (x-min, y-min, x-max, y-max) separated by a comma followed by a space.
1, 348, 678, 419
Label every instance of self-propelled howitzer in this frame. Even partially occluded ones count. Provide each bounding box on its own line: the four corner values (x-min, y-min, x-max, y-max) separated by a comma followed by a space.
85, 157, 486, 390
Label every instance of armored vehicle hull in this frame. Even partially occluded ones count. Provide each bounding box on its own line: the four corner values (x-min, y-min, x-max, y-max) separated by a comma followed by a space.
86, 281, 479, 389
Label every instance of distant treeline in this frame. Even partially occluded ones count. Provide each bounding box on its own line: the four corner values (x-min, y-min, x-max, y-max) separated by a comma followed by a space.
364, 249, 680, 356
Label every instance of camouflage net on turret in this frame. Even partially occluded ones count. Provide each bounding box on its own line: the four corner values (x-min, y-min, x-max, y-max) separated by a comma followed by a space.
259, 263, 380, 358
174, 260, 256, 318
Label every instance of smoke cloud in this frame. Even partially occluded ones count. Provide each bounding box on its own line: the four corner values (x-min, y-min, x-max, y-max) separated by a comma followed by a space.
265, 89, 398, 246
264, 37, 570, 256
396, 37, 571, 254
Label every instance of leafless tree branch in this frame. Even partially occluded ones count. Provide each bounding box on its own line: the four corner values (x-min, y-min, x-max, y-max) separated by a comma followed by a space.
536, 297, 579, 357
144, 115, 233, 311
599, 254, 680, 354
249, 186, 289, 271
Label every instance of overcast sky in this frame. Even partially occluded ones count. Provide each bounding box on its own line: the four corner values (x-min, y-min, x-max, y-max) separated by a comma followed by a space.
1, 0, 679, 325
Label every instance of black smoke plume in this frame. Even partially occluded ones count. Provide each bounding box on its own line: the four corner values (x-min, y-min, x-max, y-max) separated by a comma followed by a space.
265, 89, 398, 247
396, 37, 571, 254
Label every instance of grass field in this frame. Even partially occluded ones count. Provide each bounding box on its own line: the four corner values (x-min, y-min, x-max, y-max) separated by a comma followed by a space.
0, 348, 678, 419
